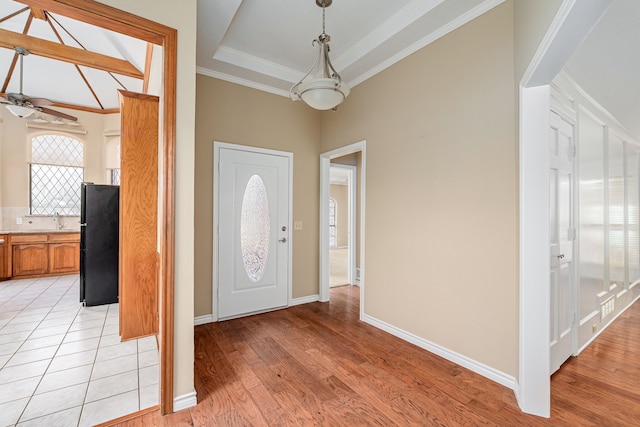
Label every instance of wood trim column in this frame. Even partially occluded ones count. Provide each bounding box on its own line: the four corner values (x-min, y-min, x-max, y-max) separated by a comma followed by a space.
119, 90, 159, 340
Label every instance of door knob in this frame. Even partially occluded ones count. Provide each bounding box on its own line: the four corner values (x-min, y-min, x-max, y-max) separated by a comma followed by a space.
279, 237, 287, 243
558, 254, 565, 259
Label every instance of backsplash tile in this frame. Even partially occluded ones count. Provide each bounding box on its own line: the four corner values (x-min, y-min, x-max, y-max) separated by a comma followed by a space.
1, 207, 80, 232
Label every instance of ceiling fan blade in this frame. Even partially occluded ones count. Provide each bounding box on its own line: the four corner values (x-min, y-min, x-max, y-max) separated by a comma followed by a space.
39, 107, 78, 122
28, 98, 53, 107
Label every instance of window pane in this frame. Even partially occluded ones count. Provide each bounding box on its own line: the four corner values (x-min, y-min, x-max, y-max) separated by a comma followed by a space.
609, 137, 625, 287
628, 147, 640, 283
579, 114, 604, 318
240, 174, 270, 282
30, 164, 83, 216
32, 134, 83, 167
111, 169, 121, 185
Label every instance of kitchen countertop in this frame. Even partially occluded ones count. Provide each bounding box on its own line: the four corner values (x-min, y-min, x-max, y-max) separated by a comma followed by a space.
0, 229, 81, 235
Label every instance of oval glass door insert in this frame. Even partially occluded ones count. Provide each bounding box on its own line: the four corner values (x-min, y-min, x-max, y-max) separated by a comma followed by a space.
240, 174, 270, 282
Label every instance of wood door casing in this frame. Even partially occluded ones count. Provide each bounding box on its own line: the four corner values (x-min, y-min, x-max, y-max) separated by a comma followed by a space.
119, 90, 159, 341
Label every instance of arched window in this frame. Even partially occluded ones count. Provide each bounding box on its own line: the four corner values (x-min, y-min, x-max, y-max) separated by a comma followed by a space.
329, 198, 337, 247
30, 134, 84, 216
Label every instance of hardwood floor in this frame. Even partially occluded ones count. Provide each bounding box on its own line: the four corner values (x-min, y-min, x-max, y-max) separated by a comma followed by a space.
115, 286, 640, 426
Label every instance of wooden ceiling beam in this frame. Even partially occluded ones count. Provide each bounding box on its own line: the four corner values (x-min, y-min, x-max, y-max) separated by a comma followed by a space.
0, 28, 143, 79
142, 42, 153, 94
14, 0, 165, 45
29, 6, 47, 20
0, 93, 118, 114
0, 6, 29, 24
51, 101, 118, 114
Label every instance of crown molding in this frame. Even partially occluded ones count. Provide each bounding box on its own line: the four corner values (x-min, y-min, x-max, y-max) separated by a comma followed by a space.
212, 46, 303, 84
196, 66, 290, 98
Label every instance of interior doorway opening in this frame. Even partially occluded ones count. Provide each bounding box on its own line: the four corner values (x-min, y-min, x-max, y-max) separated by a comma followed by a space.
320, 141, 365, 317
329, 164, 357, 288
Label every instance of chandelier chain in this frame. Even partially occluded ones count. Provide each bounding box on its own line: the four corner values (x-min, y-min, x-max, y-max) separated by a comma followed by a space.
322, 3, 326, 34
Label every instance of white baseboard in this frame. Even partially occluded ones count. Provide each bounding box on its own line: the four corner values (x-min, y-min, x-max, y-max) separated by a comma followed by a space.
194, 315, 214, 326
577, 292, 640, 354
361, 313, 517, 391
290, 294, 320, 306
173, 390, 197, 412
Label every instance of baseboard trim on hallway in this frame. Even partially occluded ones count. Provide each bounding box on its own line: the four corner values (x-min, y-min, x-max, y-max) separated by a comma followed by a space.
174, 390, 197, 412
194, 315, 214, 326
290, 294, 320, 306
361, 313, 517, 392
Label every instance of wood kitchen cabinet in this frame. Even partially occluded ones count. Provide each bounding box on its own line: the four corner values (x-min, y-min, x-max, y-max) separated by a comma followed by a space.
0, 235, 7, 280
10, 233, 80, 279
13, 243, 48, 277
49, 243, 80, 274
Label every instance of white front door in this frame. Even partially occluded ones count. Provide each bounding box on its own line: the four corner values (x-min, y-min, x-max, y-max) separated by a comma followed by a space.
218, 147, 290, 319
549, 111, 576, 374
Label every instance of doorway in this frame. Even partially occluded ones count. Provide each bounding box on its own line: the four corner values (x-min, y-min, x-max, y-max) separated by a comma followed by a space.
213, 142, 293, 320
320, 141, 365, 315
329, 164, 357, 288
28, 0, 178, 415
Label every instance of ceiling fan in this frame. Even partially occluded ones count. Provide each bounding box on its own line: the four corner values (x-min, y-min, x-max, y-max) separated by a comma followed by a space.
0, 47, 77, 122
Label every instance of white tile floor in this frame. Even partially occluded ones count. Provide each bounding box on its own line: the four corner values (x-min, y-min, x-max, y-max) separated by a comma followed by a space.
0, 275, 159, 427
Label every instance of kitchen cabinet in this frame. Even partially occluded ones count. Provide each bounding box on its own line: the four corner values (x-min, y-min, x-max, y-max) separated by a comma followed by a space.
0, 235, 7, 280
13, 243, 48, 277
10, 233, 80, 279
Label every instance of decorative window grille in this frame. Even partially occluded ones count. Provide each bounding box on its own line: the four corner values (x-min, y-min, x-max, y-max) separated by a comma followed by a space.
110, 168, 121, 185
30, 134, 84, 216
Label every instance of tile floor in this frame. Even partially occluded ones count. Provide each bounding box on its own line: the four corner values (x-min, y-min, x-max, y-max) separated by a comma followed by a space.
0, 275, 159, 427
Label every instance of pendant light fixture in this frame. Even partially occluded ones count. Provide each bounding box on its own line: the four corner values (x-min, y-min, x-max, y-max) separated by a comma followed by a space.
290, 0, 350, 110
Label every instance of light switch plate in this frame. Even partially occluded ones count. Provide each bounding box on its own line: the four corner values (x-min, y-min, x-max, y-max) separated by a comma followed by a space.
16, 217, 22, 225
294, 221, 303, 231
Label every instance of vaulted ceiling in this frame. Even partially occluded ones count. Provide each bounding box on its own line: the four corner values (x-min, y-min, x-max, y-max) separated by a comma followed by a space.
0, 0, 148, 120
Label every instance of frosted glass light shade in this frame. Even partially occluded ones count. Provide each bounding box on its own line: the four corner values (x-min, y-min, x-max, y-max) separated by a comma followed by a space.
298, 78, 350, 111
6, 104, 33, 118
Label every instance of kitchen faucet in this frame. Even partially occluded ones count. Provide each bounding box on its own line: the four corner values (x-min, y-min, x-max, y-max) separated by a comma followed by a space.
53, 212, 64, 230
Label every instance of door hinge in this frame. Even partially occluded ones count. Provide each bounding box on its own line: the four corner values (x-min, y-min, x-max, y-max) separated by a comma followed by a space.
571, 145, 577, 158
569, 228, 576, 241
570, 312, 577, 324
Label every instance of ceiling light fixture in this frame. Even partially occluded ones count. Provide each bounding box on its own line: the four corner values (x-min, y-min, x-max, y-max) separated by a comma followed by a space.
290, 0, 349, 110
5, 104, 34, 118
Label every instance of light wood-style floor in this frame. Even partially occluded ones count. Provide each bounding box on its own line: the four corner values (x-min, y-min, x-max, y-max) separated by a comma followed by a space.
116, 286, 640, 426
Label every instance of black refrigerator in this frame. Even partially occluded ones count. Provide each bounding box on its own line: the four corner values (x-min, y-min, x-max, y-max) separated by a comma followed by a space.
80, 183, 119, 306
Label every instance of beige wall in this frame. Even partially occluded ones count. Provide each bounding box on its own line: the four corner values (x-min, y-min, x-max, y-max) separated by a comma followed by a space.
194, 75, 321, 317
330, 184, 349, 247
98, 0, 197, 400
320, 2, 518, 376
